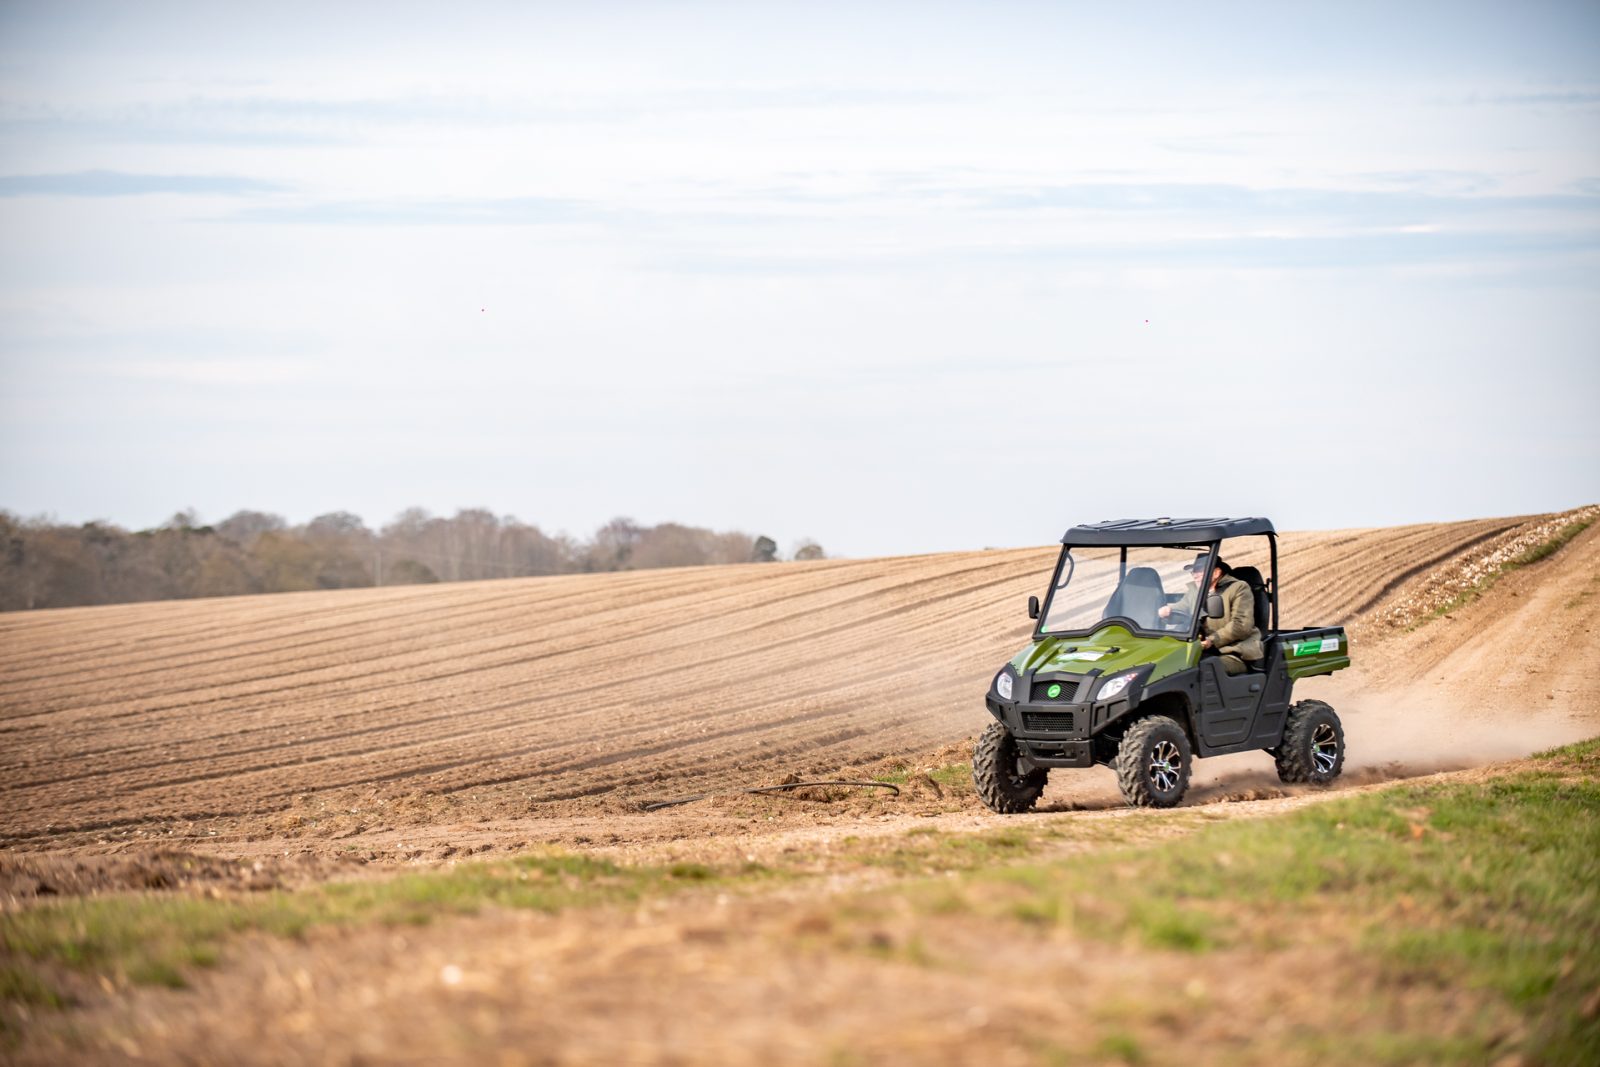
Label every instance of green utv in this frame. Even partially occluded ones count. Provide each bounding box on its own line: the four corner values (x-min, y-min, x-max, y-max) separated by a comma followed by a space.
975, 518, 1350, 811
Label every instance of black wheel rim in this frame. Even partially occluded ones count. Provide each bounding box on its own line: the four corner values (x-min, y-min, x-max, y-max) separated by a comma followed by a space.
1311, 723, 1339, 774
1149, 739, 1181, 793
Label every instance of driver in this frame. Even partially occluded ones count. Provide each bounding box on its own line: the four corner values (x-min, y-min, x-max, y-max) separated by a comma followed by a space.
1157, 553, 1208, 625
1200, 558, 1264, 674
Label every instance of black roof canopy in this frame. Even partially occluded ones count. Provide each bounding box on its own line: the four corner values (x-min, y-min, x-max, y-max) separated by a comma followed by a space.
1060, 517, 1276, 546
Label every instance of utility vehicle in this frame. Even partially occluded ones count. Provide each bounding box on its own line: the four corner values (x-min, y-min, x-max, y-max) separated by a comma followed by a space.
975, 517, 1349, 810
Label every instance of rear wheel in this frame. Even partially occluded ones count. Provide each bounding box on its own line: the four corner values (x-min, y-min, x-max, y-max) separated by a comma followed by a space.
1114, 715, 1192, 808
1275, 700, 1345, 784
973, 721, 1047, 814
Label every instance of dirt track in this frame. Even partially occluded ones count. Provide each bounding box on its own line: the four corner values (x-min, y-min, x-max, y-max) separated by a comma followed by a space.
2, 510, 1596, 875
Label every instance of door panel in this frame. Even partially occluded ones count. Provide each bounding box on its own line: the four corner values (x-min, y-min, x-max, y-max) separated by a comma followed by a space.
1197, 659, 1258, 748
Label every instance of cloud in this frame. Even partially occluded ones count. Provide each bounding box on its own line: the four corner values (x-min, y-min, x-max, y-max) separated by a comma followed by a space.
0, 169, 284, 197
1479, 90, 1600, 107
648, 226, 1600, 277
689, 175, 1600, 231
110, 358, 322, 386
0, 87, 966, 148
1351, 170, 1503, 195
983, 228, 1600, 271
1155, 133, 1272, 157
961, 182, 1600, 222
227, 196, 593, 226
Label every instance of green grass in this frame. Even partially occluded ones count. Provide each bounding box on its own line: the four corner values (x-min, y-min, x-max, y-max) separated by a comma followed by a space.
0, 963, 67, 1008
1294, 1030, 1494, 1066
1094, 1030, 1148, 1065
861, 825, 1042, 873
0, 816, 1143, 1009
0, 850, 762, 1004
888, 737, 1600, 1062
872, 761, 973, 792
1428, 516, 1594, 622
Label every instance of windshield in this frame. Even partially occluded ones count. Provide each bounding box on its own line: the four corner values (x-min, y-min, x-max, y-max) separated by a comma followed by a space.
1041, 545, 1211, 636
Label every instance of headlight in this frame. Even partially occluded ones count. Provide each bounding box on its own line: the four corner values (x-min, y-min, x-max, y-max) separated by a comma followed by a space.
995, 671, 1014, 700
1097, 672, 1137, 701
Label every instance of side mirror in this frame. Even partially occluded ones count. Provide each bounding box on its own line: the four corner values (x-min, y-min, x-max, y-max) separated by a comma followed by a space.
1205, 593, 1225, 619
1028, 595, 1040, 620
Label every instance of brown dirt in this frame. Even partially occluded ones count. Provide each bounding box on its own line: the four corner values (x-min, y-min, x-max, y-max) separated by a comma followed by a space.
2, 508, 1598, 1063
1, 510, 1579, 862
0, 849, 365, 903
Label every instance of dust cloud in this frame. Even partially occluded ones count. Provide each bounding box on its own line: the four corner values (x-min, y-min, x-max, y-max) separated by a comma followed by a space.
1032, 675, 1597, 813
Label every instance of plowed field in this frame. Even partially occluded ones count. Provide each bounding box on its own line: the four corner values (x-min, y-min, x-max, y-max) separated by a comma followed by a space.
4, 509, 1600, 1066
3, 509, 1596, 868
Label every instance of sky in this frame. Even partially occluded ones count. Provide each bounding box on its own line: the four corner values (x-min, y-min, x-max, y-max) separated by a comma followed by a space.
1, 1, 1597, 557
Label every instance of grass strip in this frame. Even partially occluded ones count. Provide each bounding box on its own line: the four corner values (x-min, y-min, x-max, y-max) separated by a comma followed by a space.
1428, 516, 1595, 622
878, 738, 1600, 1064
871, 761, 973, 791
0, 852, 769, 1005
0, 806, 1172, 1007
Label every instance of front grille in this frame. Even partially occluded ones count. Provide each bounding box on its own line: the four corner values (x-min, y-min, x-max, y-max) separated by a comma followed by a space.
1031, 676, 1082, 702
1022, 711, 1076, 733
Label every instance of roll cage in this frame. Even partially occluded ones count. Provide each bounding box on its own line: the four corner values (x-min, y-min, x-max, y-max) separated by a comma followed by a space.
1036, 517, 1280, 641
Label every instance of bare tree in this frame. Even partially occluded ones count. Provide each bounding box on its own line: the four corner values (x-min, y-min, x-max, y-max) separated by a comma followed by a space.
0, 506, 818, 610
587, 517, 643, 571
631, 523, 711, 570
792, 540, 826, 561
216, 510, 287, 547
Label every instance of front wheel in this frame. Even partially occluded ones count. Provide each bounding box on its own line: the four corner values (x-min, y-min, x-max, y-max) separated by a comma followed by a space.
1114, 715, 1192, 808
973, 721, 1047, 814
1275, 700, 1345, 785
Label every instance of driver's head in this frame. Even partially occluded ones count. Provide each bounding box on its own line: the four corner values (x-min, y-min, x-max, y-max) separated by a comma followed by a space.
1186, 553, 1209, 582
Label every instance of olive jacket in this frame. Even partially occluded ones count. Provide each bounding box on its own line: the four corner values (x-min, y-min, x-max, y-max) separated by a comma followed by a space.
1163, 584, 1199, 619
1203, 574, 1264, 662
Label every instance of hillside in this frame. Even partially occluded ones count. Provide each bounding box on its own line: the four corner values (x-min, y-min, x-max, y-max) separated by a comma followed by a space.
2, 509, 1594, 857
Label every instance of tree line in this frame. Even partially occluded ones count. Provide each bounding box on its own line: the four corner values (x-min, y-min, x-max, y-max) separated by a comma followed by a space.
0, 508, 826, 612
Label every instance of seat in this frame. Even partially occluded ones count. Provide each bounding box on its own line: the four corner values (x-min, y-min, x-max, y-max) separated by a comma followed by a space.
1104, 566, 1166, 630
1228, 565, 1272, 631
1228, 565, 1272, 672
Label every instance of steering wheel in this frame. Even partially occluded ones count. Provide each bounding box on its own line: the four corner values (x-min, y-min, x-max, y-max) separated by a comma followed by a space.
1164, 610, 1192, 631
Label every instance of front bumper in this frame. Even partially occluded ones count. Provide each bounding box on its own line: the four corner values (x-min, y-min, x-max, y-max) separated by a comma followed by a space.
985, 687, 1136, 769
984, 695, 1097, 766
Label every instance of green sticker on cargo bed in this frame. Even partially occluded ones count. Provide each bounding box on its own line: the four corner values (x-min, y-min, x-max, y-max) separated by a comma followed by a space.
1293, 637, 1341, 656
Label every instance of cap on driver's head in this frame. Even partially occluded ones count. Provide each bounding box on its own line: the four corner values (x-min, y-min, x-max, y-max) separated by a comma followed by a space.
1186, 553, 1210, 573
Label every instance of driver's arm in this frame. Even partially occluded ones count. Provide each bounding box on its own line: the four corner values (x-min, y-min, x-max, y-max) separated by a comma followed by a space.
1205, 584, 1255, 647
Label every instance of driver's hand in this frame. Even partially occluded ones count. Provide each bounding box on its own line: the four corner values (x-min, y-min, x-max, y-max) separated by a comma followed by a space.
1157, 605, 1171, 618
